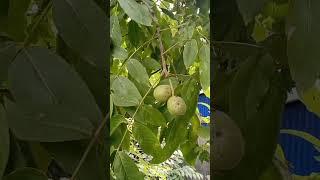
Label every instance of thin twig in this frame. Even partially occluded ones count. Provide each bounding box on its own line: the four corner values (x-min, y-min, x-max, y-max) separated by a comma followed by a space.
70, 113, 110, 180
212, 40, 263, 49
163, 41, 184, 55
156, 27, 169, 77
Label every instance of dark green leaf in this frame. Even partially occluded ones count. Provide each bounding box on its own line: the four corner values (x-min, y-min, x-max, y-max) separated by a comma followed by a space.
6, 0, 31, 41
0, 0, 9, 17
111, 76, 142, 107
111, 15, 122, 47
0, 105, 9, 177
183, 39, 198, 68
135, 105, 167, 127
126, 59, 150, 86
259, 163, 283, 180
6, 100, 94, 142
152, 119, 188, 163
72, 59, 107, 115
128, 21, 144, 47
161, 8, 176, 20
111, 115, 127, 135
218, 54, 287, 179
177, 77, 201, 118
8, 47, 102, 126
236, 0, 268, 24
199, 44, 210, 89
43, 142, 107, 180
141, 57, 161, 74
287, 0, 320, 108
113, 151, 144, 180
0, 42, 17, 88
28, 143, 51, 172
111, 124, 130, 151
52, 0, 107, 68
56, 37, 107, 115
4, 168, 47, 180
132, 122, 163, 160
118, 0, 152, 26
181, 141, 199, 166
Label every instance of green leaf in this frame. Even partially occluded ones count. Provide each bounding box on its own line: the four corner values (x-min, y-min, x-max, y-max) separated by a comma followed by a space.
8, 47, 102, 126
181, 141, 199, 166
0, 0, 9, 17
161, 8, 176, 20
245, 54, 274, 120
111, 15, 122, 47
6, 0, 31, 41
52, 0, 107, 68
183, 39, 198, 68
111, 124, 130, 150
132, 122, 163, 160
0, 42, 17, 88
4, 168, 48, 180
219, 54, 287, 179
111, 115, 127, 135
6, 100, 94, 142
113, 151, 144, 180
280, 129, 320, 147
153, 119, 188, 163
43, 142, 107, 180
72, 58, 107, 115
110, 96, 114, 116
0, 105, 9, 177
252, 20, 270, 42
135, 105, 167, 127
112, 46, 128, 60
186, 24, 195, 39
263, 2, 289, 20
199, 44, 210, 89
28, 143, 51, 172
298, 84, 320, 118
111, 76, 142, 107
128, 21, 144, 47
177, 77, 201, 118
56, 37, 107, 115
141, 57, 161, 74
117, 0, 152, 26
126, 59, 150, 86
236, 0, 268, 24
287, 0, 320, 95
259, 163, 283, 180
198, 126, 210, 140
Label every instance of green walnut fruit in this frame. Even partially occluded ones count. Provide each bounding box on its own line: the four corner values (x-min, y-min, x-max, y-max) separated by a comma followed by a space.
153, 85, 172, 103
212, 110, 245, 171
167, 96, 187, 116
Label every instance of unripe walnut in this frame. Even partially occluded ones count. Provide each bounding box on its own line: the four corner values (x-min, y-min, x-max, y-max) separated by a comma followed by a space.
153, 85, 172, 103
212, 110, 245, 170
167, 96, 187, 116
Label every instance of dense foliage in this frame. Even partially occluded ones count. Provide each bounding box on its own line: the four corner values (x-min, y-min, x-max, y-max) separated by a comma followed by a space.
110, 0, 210, 179
0, 0, 107, 179
213, 0, 320, 179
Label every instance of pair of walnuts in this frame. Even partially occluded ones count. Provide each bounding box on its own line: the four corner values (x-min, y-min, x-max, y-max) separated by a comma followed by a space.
153, 85, 187, 116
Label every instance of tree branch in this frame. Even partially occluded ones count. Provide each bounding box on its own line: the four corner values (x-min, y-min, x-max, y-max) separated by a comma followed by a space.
156, 27, 169, 77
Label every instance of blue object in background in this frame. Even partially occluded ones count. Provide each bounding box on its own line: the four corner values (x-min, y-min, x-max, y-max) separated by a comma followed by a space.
198, 93, 210, 117
279, 100, 320, 176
